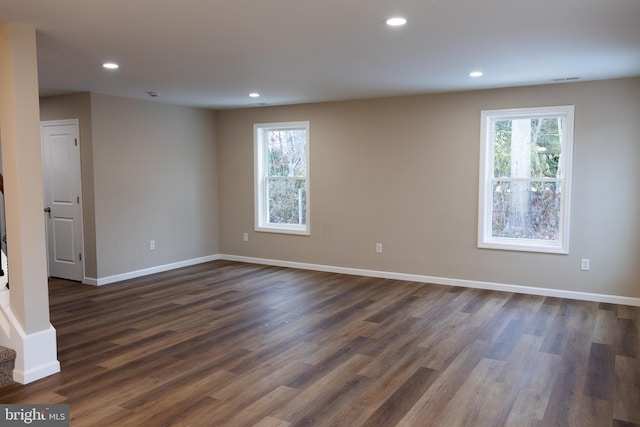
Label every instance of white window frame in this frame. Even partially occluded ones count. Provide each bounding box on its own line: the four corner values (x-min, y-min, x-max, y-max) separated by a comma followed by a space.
478, 105, 574, 254
254, 121, 310, 235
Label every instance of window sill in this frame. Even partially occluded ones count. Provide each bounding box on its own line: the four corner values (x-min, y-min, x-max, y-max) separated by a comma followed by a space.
479, 239, 568, 254
255, 225, 310, 236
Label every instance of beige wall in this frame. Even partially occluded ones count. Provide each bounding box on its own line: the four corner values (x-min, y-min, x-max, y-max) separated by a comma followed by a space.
34, 79, 640, 299
40, 93, 98, 279
218, 78, 640, 298
40, 92, 220, 280
90, 93, 219, 278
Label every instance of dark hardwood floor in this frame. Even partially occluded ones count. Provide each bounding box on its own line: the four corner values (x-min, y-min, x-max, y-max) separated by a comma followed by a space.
0, 260, 638, 426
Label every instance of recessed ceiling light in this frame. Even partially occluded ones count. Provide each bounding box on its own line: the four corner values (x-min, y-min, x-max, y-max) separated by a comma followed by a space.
249, 92, 260, 98
385, 17, 407, 27
468, 71, 483, 77
102, 62, 119, 70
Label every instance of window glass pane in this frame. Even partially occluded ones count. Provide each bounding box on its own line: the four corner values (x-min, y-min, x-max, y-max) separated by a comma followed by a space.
267, 129, 307, 177
531, 117, 562, 179
493, 120, 512, 177
493, 117, 563, 179
267, 178, 307, 225
491, 180, 561, 240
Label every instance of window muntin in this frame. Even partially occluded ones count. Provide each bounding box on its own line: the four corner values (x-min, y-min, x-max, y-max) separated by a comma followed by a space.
478, 106, 574, 253
254, 122, 309, 235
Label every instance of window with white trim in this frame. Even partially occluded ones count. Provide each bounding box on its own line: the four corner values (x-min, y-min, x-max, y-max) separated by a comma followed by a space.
254, 121, 310, 235
478, 106, 574, 253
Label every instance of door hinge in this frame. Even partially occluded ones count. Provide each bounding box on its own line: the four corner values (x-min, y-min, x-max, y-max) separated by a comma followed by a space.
77, 196, 80, 204
79, 253, 82, 261
75, 138, 78, 146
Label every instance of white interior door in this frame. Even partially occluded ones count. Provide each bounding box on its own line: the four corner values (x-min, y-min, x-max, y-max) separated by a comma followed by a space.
41, 120, 83, 281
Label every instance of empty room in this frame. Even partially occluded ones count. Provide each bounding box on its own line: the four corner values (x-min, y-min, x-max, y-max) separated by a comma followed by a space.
0, 0, 639, 426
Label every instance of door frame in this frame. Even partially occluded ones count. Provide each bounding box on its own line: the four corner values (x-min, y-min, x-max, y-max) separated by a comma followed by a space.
41, 118, 85, 282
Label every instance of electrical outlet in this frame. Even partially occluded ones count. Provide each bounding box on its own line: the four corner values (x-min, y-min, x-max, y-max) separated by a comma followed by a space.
150, 240, 155, 250
243, 232, 249, 241
376, 243, 383, 253
580, 258, 590, 271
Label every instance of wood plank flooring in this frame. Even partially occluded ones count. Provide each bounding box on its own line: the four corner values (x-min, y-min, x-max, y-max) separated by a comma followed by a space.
0, 260, 638, 426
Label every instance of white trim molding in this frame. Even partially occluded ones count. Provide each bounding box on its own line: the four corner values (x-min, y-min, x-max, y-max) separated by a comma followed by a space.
12, 326, 60, 384
0, 305, 60, 384
220, 254, 640, 307
93, 255, 221, 286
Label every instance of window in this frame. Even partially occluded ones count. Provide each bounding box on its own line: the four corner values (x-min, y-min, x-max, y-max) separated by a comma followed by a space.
254, 121, 310, 235
478, 106, 574, 254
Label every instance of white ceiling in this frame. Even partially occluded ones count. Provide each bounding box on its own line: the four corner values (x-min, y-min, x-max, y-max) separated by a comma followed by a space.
2, 0, 639, 109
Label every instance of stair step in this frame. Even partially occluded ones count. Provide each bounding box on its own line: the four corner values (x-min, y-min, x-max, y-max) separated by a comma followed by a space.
0, 346, 16, 386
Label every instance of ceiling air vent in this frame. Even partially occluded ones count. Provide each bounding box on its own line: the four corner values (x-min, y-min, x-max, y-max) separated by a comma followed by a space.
551, 77, 581, 82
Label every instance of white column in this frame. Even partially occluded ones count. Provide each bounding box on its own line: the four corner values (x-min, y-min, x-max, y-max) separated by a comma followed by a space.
0, 23, 60, 383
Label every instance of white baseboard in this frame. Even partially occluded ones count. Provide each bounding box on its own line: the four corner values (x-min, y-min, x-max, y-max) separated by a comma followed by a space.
93, 254, 221, 286
82, 252, 640, 306
14, 360, 60, 385
220, 254, 640, 307
0, 306, 60, 384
